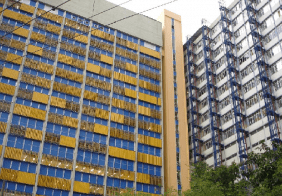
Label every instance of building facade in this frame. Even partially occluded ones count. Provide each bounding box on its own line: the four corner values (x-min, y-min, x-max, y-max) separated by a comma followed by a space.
0, 0, 170, 195
184, 0, 282, 167
158, 10, 190, 193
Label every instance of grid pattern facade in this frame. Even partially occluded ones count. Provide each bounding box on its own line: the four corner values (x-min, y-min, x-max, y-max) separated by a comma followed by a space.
0, 0, 163, 195
184, 0, 282, 167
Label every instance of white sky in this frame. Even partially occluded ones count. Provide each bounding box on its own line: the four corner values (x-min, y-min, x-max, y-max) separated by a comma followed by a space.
106, 0, 235, 43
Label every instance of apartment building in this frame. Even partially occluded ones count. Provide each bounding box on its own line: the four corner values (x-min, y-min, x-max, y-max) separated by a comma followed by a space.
0, 0, 168, 195
184, 0, 282, 167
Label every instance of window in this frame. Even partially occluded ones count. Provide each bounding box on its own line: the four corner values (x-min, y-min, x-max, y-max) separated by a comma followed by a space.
217, 82, 229, 96
266, 44, 281, 60
201, 112, 209, 123
202, 139, 212, 151
201, 126, 211, 137
216, 69, 227, 83
234, 26, 245, 39
236, 38, 248, 52
273, 76, 282, 91
257, 3, 270, 18
219, 96, 230, 110
240, 63, 257, 79
263, 29, 277, 46
246, 91, 263, 109
243, 76, 260, 93
223, 126, 235, 140
221, 111, 234, 125
260, 16, 274, 31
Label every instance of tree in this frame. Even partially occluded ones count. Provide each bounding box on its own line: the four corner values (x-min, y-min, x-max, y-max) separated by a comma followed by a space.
184, 161, 248, 196
243, 142, 282, 196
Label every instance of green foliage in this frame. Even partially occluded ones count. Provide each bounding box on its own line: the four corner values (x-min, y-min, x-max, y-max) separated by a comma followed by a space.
244, 142, 282, 195
185, 142, 282, 196
184, 161, 247, 196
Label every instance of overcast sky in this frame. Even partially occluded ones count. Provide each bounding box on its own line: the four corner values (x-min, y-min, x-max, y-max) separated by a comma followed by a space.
106, 0, 235, 43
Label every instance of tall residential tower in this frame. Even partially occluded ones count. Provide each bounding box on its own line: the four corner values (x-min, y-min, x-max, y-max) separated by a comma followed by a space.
185, 0, 282, 167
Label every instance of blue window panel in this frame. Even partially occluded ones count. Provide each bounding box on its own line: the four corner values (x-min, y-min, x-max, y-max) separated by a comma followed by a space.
108, 157, 114, 168
107, 177, 113, 187
20, 162, 28, 172
156, 148, 161, 157
40, 166, 48, 175
97, 176, 103, 185
11, 160, 19, 170
143, 184, 149, 192
48, 167, 55, 177
127, 181, 133, 188
149, 185, 155, 193
114, 158, 121, 169
121, 159, 128, 170
90, 174, 97, 184
176, 133, 179, 139
83, 173, 89, 182
143, 145, 148, 154
58, 10, 64, 16
177, 166, 181, 171
56, 168, 63, 178
137, 183, 142, 191
114, 179, 120, 187
128, 161, 134, 171
137, 163, 142, 173
149, 165, 154, 175
99, 154, 105, 166
144, 164, 149, 174
120, 179, 126, 189
75, 172, 82, 181
178, 184, 182, 190
65, 170, 71, 179
156, 167, 161, 176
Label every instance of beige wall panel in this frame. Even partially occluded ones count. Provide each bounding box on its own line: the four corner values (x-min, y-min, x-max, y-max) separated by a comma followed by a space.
161, 12, 178, 192
175, 17, 190, 191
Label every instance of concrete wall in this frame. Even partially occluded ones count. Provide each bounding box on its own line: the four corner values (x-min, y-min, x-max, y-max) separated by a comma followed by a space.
158, 9, 190, 193
39, 0, 163, 46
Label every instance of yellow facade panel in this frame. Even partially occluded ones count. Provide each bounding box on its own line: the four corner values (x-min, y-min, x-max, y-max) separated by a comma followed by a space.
2, 67, 19, 80
74, 33, 88, 44
50, 96, 66, 108
111, 113, 124, 124
100, 54, 113, 65
0, 83, 15, 95
6, 53, 23, 65
30, 32, 46, 43
27, 45, 43, 56
29, 107, 46, 121
32, 92, 49, 104
59, 135, 76, 148
125, 63, 138, 73
73, 181, 90, 194
140, 46, 161, 59
16, 171, 36, 185
108, 146, 135, 161
87, 63, 101, 74
158, 98, 161, 106
4, 147, 23, 161
25, 128, 43, 141
20, 3, 35, 13
124, 88, 137, 99
63, 116, 78, 128
0, 169, 35, 185
0, 122, 7, 133
94, 124, 108, 135
13, 28, 29, 38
